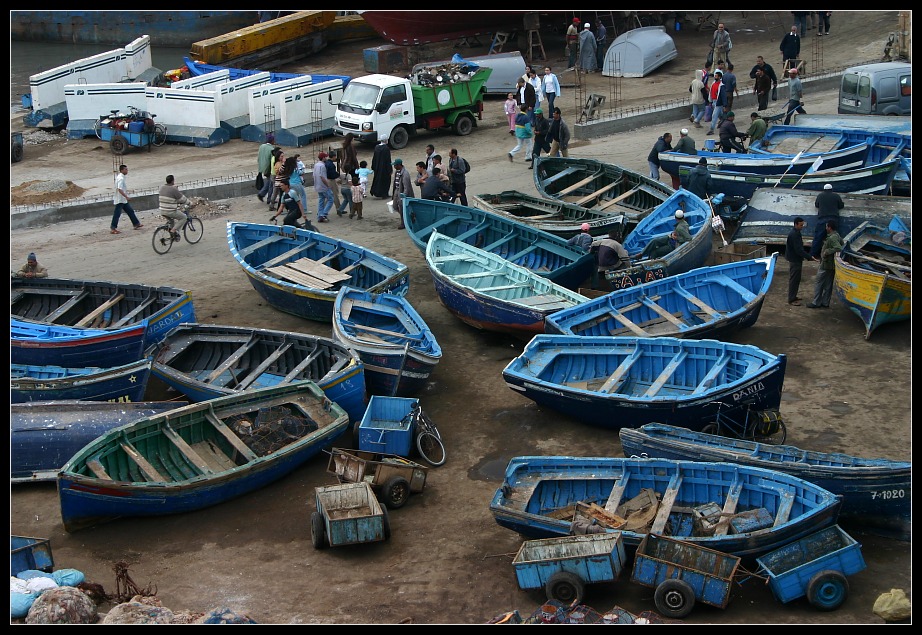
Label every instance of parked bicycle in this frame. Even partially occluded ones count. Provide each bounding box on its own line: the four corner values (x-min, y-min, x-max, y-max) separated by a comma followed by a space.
701, 400, 787, 445
406, 402, 445, 467
152, 205, 204, 254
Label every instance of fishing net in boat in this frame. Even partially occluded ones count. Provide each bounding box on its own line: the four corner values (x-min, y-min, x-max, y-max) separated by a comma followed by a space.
227, 406, 318, 457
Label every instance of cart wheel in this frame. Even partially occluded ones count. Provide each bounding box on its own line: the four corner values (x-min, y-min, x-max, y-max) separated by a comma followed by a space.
352, 419, 362, 448
654, 579, 696, 619
545, 572, 585, 605
759, 420, 788, 445
806, 570, 848, 611
110, 134, 128, 155
381, 476, 411, 509
381, 507, 391, 540
310, 511, 327, 550
152, 124, 167, 146
701, 424, 719, 436
453, 114, 474, 136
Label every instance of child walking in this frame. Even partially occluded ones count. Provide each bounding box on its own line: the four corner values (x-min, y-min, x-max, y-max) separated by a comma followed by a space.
504, 93, 517, 135
350, 174, 364, 219
356, 160, 373, 196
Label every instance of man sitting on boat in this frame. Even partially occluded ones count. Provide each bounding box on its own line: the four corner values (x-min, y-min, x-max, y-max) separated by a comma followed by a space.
640, 209, 692, 260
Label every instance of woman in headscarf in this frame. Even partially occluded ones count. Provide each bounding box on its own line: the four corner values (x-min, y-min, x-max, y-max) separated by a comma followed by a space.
369, 135, 393, 199
340, 133, 359, 179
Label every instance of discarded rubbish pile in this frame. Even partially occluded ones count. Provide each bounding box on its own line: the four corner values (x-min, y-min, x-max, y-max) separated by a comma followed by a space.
410, 61, 480, 87
487, 600, 678, 624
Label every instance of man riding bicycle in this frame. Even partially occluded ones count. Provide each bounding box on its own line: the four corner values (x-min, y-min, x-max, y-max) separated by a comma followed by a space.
158, 174, 190, 240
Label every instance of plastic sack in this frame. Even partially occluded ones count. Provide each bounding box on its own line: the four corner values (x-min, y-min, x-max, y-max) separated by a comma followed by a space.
873, 588, 911, 622
26, 577, 58, 593
10, 576, 30, 594
11, 591, 40, 619
450, 53, 480, 71
16, 570, 55, 581
52, 569, 85, 587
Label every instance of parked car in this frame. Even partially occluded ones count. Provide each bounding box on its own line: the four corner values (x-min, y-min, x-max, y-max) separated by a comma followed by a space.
838, 62, 911, 115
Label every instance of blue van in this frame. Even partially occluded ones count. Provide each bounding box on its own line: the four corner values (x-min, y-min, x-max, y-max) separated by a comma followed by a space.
838, 62, 911, 115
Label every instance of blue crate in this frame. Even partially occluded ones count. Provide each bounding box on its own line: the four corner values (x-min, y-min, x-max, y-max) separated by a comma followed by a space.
358, 396, 417, 456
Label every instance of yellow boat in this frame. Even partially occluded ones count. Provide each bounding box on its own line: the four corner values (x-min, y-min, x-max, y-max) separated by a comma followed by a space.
833, 219, 911, 339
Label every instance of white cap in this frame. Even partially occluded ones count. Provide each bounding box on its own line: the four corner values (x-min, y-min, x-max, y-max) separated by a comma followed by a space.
675, 210, 685, 219
824, 184, 833, 190
584, 22, 590, 28
680, 128, 689, 135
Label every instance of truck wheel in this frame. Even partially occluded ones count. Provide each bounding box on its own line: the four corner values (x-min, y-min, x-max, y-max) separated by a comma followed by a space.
545, 572, 584, 604
806, 570, 848, 611
389, 126, 409, 150
12, 144, 24, 163
311, 511, 327, 549
110, 134, 128, 155
381, 476, 411, 509
654, 579, 695, 618
453, 114, 474, 136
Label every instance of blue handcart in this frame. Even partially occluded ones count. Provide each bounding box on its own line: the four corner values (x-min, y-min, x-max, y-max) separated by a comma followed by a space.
93, 107, 167, 154
630, 533, 743, 619
512, 532, 627, 604
756, 525, 866, 611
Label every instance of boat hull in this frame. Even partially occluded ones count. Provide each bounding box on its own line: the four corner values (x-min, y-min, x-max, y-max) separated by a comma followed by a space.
229, 222, 410, 323
11, 400, 184, 483
470, 190, 626, 239
731, 189, 911, 247
57, 382, 349, 532
358, 11, 528, 46
147, 323, 367, 424
10, 319, 147, 368
503, 335, 787, 430
11, 277, 196, 348
619, 423, 911, 541
489, 456, 842, 559
546, 255, 777, 340
332, 287, 441, 397
679, 159, 900, 200
183, 56, 350, 86
425, 232, 586, 337
11, 359, 153, 404
403, 197, 594, 290
532, 157, 674, 225
660, 142, 870, 178
833, 221, 911, 339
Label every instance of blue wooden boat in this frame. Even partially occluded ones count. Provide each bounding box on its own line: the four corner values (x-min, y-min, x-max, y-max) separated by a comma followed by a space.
11, 277, 195, 348
532, 157, 675, 225
11, 400, 185, 483
833, 219, 911, 339
332, 287, 442, 397
11, 358, 153, 404
228, 222, 409, 323
678, 158, 901, 200
619, 423, 911, 541
659, 136, 871, 180
546, 255, 777, 340
615, 188, 713, 282
470, 190, 626, 240
403, 198, 594, 290
489, 456, 842, 559
183, 56, 351, 86
425, 232, 587, 336
57, 381, 349, 532
146, 323, 366, 424
731, 189, 912, 247
502, 335, 786, 430
11, 318, 147, 368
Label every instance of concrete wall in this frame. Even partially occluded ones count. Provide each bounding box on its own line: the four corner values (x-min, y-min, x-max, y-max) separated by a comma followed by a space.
216, 73, 271, 123
246, 75, 316, 127
63, 83, 149, 122
279, 79, 344, 130
29, 35, 152, 110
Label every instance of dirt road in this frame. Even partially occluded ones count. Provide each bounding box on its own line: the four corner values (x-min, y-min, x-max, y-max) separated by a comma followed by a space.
10, 11, 910, 625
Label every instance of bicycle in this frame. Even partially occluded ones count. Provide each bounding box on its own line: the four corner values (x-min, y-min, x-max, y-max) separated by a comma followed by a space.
701, 400, 787, 445
152, 206, 204, 254
406, 402, 446, 467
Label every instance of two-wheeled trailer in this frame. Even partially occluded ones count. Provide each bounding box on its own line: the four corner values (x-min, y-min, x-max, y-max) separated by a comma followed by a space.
630, 533, 743, 619
310, 481, 390, 549
93, 106, 167, 154
756, 525, 866, 611
326, 447, 429, 509
512, 532, 628, 605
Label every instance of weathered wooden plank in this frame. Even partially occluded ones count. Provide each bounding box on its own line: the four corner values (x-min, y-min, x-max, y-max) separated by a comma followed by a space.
86, 458, 112, 480
43, 289, 90, 323
675, 285, 720, 317
640, 296, 687, 327
556, 173, 596, 196
74, 293, 124, 327
119, 440, 166, 482
650, 473, 683, 534
204, 410, 259, 462
573, 179, 623, 206
643, 351, 689, 397
256, 241, 317, 270
600, 349, 642, 393
204, 336, 257, 384
237, 234, 286, 259
162, 424, 215, 474
713, 480, 743, 536
234, 343, 293, 390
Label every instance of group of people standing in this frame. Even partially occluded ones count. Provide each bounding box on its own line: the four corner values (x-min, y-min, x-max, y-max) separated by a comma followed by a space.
566, 17, 608, 72
506, 65, 571, 165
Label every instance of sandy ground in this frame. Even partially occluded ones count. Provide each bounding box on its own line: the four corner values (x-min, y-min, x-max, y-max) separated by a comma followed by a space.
10, 11, 910, 625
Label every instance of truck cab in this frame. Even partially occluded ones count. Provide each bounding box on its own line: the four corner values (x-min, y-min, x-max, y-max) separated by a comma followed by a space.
333, 68, 491, 150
